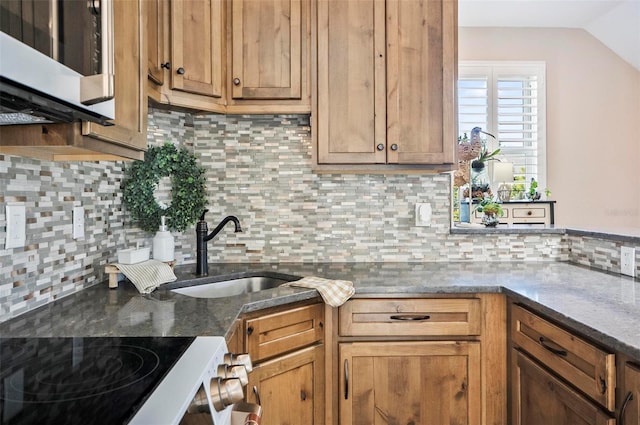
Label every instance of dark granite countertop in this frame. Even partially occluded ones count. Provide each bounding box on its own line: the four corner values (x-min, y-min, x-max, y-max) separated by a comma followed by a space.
1, 262, 639, 360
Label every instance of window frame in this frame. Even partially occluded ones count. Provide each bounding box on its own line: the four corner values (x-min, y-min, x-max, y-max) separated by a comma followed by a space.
458, 61, 548, 191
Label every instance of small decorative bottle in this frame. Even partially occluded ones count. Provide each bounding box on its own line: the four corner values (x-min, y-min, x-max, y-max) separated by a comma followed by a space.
153, 216, 175, 262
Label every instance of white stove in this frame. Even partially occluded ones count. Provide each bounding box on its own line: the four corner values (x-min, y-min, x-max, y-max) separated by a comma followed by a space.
129, 337, 258, 425
0, 336, 259, 425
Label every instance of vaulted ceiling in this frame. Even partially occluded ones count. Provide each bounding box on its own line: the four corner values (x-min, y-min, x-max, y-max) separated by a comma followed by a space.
458, 0, 640, 70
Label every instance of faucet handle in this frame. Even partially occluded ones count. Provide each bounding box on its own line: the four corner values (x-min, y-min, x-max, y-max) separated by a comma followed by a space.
199, 209, 209, 221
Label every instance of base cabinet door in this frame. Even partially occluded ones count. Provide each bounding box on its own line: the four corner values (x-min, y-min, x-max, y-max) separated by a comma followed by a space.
620, 363, 640, 425
247, 344, 324, 425
512, 350, 615, 425
339, 341, 481, 425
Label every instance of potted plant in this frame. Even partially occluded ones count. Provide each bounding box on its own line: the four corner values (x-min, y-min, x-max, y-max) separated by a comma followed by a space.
475, 198, 504, 227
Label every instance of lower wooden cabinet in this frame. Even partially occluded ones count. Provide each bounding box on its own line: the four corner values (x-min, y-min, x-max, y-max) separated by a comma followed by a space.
247, 344, 324, 425
620, 362, 640, 425
339, 341, 481, 425
240, 302, 324, 424
512, 349, 614, 425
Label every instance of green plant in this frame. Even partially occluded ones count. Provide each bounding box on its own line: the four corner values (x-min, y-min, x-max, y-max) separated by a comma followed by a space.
511, 168, 526, 199
123, 144, 207, 232
475, 198, 504, 217
527, 177, 542, 201
471, 144, 501, 169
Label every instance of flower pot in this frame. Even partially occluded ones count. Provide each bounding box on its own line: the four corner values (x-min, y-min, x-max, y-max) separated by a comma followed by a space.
482, 212, 500, 227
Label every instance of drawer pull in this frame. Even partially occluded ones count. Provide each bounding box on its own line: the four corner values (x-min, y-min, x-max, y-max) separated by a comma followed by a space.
599, 376, 607, 394
619, 391, 633, 425
389, 314, 431, 321
539, 336, 568, 356
344, 359, 349, 400
253, 385, 261, 406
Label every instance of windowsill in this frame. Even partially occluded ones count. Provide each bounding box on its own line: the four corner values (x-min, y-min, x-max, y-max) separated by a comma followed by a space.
450, 223, 566, 235
449, 224, 640, 245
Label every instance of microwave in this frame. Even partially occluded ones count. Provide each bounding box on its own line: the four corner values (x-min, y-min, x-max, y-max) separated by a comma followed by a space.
0, 0, 115, 125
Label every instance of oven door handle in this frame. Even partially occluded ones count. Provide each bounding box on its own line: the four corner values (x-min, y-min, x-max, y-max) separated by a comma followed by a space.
81, 0, 115, 105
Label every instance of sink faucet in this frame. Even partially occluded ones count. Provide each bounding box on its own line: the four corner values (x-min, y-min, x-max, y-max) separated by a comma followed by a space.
196, 210, 242, 276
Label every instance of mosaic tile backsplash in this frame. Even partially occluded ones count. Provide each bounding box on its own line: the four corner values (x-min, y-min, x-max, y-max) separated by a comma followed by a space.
1, 107, 634, 322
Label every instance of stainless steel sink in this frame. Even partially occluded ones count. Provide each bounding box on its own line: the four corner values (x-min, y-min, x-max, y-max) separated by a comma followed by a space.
170, 275, 297, 299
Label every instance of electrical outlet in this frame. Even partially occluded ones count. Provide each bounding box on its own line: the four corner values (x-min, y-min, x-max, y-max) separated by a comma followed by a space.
621, 246, 636, 277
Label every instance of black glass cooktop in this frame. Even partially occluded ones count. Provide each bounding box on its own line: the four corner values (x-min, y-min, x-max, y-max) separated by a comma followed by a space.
0, 337, 195, 425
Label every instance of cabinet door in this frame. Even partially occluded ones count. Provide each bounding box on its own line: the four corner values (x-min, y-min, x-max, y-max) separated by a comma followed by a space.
315, 0, 386, 164
170, 0, 224, 98
146, 0, 165, 86
512, 350, 615, 425
230, 0, 301, 100
386, 0, 456, 165
247, 345, 324, 425
620, 362, 640, 425
82, 0, 147, 155
340, 341, 481, 425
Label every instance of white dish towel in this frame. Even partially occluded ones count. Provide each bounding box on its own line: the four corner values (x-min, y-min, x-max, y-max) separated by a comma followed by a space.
283, 276, 355, 307
113, 260, 177, 294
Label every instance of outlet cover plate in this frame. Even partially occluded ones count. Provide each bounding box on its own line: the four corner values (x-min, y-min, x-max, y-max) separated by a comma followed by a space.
621, 246, 636, 277
5, 203, 26, 249
73, 206, 85, 239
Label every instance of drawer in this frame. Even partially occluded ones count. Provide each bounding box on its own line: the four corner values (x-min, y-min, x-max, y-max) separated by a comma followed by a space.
512, 206, 547, 219
245, 303, 324, 363
339, 298, 481, 337
510, 304, 615, 411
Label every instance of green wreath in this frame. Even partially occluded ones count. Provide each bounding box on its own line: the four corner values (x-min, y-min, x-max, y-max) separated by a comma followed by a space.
123, 144, 207, 233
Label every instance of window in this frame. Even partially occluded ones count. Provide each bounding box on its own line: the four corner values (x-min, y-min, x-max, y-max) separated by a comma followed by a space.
458, 62, 547, 190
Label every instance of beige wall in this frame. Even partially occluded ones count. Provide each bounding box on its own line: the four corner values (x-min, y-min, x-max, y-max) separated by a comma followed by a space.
459, 27, 640, 232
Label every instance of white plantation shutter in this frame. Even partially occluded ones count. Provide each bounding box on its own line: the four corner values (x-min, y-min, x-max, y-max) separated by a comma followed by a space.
458, 62, 547, 190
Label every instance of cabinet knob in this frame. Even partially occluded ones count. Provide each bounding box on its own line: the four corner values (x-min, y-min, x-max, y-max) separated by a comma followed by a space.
233, 78, 241, 86
177, 67, 185, 75
160, 62, 171, 70
376, 144, 384, 151
390, 144, 398, 151
247, 326, 254, 336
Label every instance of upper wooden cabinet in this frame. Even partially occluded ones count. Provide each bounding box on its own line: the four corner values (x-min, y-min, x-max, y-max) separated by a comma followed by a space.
0, 0, 147, 161
313, 0, 457, 171
171, 0, 225, 99
230, 0, 301, 100
147, 0, 311, 114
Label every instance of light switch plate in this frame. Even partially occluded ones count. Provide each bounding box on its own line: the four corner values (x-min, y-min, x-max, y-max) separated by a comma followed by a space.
621, 246, 636, 277
415, 203, 432, 227
73, 206, 85, 239
5, 203, 26, 249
